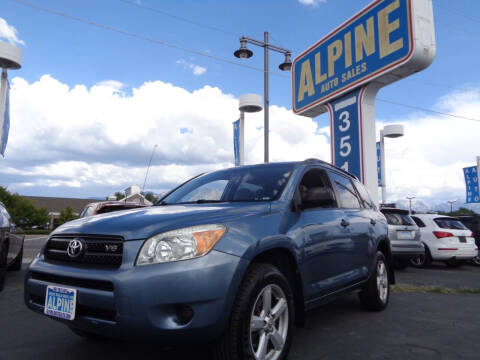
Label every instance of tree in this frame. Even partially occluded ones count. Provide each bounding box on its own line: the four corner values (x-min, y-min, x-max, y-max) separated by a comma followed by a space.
0, 186, 49, 228
114, 192, 125, 201
143, 192, 158, 203
58, 206, 78, 225
438, 207, 477, 216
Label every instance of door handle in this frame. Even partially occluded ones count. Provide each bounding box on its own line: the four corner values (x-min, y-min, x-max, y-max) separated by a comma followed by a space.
341, 219, 350, 227
370, 218, 376, 225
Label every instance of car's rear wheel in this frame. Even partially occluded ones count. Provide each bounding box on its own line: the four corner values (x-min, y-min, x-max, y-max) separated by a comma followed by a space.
0, 241, 7, 291
213, 263, 294, 360
410, 246, 431, 268
471, 256, 480, 266
9, 243, 23, 271
359, 251, 390, 311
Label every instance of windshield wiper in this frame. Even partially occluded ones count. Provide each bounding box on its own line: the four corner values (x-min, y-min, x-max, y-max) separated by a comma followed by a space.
176, 199, 225, 204
155, 200, 169, 206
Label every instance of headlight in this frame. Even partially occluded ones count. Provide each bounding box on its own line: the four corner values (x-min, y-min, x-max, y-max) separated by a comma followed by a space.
136, 224, 226, 266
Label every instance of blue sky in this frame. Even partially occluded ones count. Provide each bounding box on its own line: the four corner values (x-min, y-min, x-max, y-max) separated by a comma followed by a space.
1, 0, 480, 208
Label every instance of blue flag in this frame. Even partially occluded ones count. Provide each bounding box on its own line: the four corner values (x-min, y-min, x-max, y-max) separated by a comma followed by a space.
233, 120, 240, 166
463, 166, 480, 203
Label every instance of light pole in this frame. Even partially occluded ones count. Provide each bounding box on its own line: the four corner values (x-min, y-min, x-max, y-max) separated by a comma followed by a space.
406, 196, 415, 214
234, 32, 292, 163
448, 200, 456, 214
238, 94, 263, 165
379, 124, 404, 204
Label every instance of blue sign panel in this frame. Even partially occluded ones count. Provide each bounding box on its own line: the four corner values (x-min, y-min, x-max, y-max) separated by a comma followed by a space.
376, 141, 382, 186
463, 166, 480, 203
328, 88, 363, 181
233, 120, 240, 166
293, 0, 414, 114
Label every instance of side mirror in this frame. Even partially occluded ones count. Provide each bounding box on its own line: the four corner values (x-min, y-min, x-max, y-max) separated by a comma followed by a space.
301, 187, 336, 209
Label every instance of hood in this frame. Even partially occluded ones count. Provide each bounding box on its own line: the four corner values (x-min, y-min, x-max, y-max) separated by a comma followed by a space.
53, 202, 271, 240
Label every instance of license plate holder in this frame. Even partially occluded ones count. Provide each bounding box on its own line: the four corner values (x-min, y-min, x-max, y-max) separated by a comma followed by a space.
459, 236, 466, 243
44, 285, 77, 321
397, 230, 414, 240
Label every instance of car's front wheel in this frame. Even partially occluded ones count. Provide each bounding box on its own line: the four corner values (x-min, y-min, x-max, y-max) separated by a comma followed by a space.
0, 241, 7, 291
213, 263, 294, 360
359, 251, 390, 311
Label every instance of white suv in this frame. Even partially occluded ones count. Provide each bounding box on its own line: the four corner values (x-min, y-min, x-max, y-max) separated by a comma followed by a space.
410, 214, 478, 267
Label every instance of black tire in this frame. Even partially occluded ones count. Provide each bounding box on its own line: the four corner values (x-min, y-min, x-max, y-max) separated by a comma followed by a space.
445, 260, 464, 268
69, 327, 109, 341
8, 243, 23, 271
359, 252, 390, 311
410, 246, 432, 268
0, 242, 7, 291
471, 256, 480, 266
212, 263, 294, 360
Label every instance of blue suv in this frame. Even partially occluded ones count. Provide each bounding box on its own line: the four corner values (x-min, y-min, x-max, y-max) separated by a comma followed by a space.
25, 159, 393, 360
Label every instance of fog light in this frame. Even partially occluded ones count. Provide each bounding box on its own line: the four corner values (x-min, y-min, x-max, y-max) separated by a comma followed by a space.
175, 304, 194, 325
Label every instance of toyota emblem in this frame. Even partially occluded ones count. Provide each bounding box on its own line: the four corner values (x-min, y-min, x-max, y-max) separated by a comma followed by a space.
67, 239, 83, 258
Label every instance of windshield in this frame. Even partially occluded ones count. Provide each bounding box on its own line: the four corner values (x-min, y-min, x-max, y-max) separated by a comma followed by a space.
160, 164, 295, 204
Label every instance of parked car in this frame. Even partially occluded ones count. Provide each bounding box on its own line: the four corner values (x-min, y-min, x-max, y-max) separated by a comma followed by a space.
380, 208, 424, 269
456, 215, 480, 266
0, 202, 25, 291
25, 160, 393, 359
79, 201, 149, 218
410, 214, 478, 267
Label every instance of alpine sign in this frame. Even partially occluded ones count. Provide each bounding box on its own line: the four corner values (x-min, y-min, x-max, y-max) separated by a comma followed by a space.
291, 0, 435, 203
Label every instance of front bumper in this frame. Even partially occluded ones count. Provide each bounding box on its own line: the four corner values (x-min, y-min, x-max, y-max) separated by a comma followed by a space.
24, 241, 248, 343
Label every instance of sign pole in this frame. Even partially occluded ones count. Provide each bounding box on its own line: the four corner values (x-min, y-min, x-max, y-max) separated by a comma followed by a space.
380, 129, 386, 203
239, 111, 245, 166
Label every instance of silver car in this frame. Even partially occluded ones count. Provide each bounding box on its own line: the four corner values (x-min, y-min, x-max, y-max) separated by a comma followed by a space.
381, 208, 424, 269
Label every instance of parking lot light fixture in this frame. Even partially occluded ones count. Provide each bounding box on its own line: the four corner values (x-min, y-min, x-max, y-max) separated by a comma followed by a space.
406, 196, 415, 214
238, 94, 263, 166
448, 200, 457, 214
234, 32, 291, 163
380, 124, 404, 204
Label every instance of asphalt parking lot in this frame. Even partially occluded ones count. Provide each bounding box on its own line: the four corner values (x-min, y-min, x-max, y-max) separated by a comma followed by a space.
1, 235, 479, 360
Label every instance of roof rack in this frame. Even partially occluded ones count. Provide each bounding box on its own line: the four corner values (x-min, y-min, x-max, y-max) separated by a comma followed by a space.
302, 158, 358, 180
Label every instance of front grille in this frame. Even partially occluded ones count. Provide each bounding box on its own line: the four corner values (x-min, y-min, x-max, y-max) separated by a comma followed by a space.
45, 234, 124, 268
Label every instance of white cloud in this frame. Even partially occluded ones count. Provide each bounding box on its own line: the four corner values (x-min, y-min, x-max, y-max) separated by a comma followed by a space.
376, 88, 480, 204
298, 0, 327, 7
176, 59, 207, 76
4, 75, 327, 196
0, 18, 25, 46
3, 73, 479, 204
95, 80, 126, 91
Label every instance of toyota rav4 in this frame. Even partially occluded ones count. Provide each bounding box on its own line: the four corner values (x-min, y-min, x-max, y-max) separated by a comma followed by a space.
25, 159, 393, 360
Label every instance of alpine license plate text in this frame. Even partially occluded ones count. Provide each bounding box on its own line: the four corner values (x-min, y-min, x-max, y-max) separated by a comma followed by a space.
44, 285, 77, 320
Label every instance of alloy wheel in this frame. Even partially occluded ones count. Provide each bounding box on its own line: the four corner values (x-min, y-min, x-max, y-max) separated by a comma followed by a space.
249, 284, 289, 360
376, 260, 389, 303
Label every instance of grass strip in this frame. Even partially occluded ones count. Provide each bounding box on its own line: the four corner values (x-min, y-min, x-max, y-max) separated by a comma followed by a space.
391, 283, 480, 295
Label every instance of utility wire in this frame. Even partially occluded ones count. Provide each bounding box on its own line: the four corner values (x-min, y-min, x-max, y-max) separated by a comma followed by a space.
376, 98, 480, 123
115, 0, 238, 38
8, 0, 290, 77
8, 0, 480, 123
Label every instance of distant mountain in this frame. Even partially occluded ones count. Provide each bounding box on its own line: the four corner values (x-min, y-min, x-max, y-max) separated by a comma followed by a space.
392, 198, 480, 214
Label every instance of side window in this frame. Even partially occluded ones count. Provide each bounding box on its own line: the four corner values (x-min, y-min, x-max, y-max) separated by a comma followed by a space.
329, 172, 361, 209
411, 216, 426, 228
298, 168, 337, 208
352, 179, 375, 209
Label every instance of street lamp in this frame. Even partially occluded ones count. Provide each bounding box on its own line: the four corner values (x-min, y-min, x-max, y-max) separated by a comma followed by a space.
448, 200, 457, 214
234, 32, 292, 163
406, 196, 415, 214
379, 124, 404, 204
237, 94, 263, 165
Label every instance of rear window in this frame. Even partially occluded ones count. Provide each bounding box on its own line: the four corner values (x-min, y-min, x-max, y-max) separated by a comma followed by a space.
434, 218, 468, 230
384, 213, 415, 226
